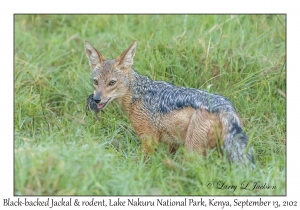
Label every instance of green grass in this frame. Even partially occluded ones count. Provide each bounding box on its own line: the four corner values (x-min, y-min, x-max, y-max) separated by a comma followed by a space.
14, 14, 286, 195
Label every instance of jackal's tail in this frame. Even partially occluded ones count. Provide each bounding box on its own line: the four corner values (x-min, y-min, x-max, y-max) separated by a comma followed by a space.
219, 110, 254, 167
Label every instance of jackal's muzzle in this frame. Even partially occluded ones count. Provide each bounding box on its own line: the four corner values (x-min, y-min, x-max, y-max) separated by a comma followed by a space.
93, 92, 110, 110
93, 91, 101, 103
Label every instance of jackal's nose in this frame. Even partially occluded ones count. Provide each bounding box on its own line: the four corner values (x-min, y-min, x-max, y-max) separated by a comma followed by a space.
93, 91, 101, 104
93, 98, 101, 104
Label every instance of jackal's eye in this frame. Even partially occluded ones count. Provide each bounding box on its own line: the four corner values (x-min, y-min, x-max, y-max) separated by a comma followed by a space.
93, 79, 98, 86
108, 80, 116, 86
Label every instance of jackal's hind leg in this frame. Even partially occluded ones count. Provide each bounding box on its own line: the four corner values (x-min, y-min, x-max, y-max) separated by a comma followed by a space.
184, 109, 222, 156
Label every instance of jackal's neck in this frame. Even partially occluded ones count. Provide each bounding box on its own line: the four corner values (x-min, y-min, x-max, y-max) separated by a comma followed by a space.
128, 68, 154, 97
117, 68, 152, 114
129, 68, 149, 83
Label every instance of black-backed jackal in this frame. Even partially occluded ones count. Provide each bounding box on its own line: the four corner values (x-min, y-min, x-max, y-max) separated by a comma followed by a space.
84, 40, 254, 167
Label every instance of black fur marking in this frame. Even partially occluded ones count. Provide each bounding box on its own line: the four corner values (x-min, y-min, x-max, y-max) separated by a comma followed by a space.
131, 72, 236, 115
230, 122, 244, 135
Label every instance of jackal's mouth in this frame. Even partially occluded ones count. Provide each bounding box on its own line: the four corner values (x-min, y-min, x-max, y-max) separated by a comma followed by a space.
96, 102, 107, 110
96, 99, 110, 110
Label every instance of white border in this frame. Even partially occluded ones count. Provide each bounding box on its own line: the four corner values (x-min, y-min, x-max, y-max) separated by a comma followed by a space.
2, 1, 298, 209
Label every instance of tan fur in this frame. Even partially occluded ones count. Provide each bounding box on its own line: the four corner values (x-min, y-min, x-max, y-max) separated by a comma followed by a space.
159, 107, 194, 144
118, 91, 159, 154
185, 109, 223, 155
118, 91, 223, 155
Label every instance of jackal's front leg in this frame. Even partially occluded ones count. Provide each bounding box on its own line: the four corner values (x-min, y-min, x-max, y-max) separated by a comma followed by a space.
139, 135, 160, 155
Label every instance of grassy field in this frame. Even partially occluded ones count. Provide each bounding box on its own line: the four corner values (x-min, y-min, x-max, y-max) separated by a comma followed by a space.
14, 14, 286, 195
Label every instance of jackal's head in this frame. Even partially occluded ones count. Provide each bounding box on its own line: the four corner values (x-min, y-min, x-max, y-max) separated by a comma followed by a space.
84, 40, 136, 110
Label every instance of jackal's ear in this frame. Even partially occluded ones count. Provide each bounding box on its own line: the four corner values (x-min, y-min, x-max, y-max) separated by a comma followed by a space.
116, 41, 137, 71
84, 40, 106, 70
